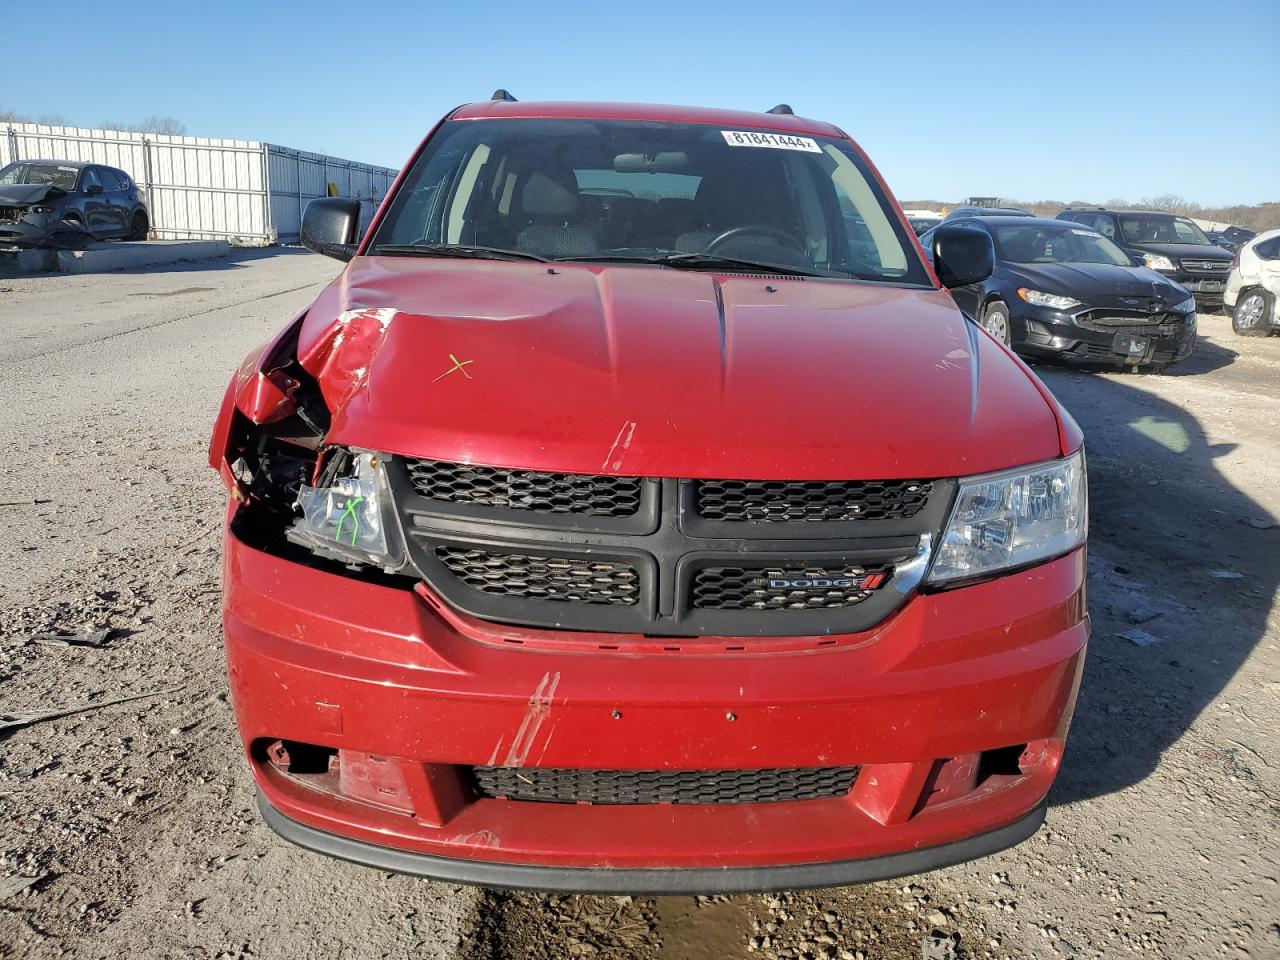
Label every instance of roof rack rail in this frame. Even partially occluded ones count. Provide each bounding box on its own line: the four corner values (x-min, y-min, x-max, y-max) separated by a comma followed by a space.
766, 103, 794, 115
491, 89, 517, 102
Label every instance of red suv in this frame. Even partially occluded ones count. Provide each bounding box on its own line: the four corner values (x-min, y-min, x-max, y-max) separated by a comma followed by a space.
210, 96, 1088, 893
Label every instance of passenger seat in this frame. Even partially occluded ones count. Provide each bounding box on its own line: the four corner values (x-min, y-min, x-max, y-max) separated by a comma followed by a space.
514, 169, 598, 259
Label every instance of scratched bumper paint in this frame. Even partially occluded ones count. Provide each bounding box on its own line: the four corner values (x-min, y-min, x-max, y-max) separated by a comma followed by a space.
222, 523, 1087, 871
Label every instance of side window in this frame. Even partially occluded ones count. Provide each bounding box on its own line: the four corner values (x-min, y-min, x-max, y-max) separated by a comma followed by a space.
444, 143, 491, 244
1172, 220, 1200, 243
1255, 237, 1280, 260
1095, 215, 1117, 240
822, 145, 905, 275
104, 169, 128, 191
79, 168, 102, 193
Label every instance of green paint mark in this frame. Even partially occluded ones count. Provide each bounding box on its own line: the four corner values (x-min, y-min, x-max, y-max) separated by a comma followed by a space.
336, 496, 364, 546
1128, 416, 1189, 454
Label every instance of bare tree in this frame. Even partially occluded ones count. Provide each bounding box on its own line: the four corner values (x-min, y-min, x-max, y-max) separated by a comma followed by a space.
1, 109, 70, 126
98, 116, 188, 135
132, 115, 187, 136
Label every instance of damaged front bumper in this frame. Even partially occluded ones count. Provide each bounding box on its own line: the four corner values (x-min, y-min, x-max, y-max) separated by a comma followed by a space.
0, 211, 86, 249
222, 513, 1087, 892
1014, 302, 1196, 367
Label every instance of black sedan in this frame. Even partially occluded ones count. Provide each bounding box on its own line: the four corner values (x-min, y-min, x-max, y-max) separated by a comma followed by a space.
920, 217, 1197, 369
0, 160, 149, 247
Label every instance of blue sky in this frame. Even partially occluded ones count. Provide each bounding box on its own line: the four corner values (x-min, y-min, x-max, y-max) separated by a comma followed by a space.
5, 1, 1277, 206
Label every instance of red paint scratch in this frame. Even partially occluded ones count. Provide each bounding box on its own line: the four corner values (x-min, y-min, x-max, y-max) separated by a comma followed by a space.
602, 420, 637, 472
503, 671, 561, 768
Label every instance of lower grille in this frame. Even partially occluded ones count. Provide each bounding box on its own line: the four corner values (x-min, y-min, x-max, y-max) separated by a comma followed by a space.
472, 766, 860, 804
693, 564, 888, 610
436, 547, 639, 606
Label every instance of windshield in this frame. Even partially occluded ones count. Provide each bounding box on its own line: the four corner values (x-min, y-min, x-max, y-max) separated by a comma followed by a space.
370, 118, 929, 284
994, 224, 1133, 266
0, 162, 78, 191
1118, 214, 1211, 246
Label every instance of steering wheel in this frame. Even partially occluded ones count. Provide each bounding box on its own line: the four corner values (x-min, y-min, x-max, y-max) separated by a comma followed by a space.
706, 224, 805, 253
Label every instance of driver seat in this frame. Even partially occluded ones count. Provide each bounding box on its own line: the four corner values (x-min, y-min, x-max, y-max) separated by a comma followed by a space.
674, 173, 786, 254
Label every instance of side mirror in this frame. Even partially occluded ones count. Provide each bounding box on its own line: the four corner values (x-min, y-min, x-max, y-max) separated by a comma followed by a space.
1131, 252, 1147, 267
84, 183, 104, 196
301, 197, 362, 261
932, 224, 994, 289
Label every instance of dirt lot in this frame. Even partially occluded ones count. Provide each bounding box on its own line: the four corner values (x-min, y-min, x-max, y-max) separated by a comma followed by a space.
1, 251, 1276, 960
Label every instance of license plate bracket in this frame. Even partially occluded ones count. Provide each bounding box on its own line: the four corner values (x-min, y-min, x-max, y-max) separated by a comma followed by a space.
1114, 333, 1150, 358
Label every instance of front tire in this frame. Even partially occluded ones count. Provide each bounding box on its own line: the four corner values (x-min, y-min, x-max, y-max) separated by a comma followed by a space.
1232, 289, 1273, 337
128, 210, 149, 242
981, 301, 1012, 346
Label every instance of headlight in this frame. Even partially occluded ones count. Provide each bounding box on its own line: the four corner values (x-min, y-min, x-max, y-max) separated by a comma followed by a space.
1143, 253, 1176, 271
1172, 294, 1196, 314
290, 449, 406, 571
927, 450, 1087, 585
1017, 288, 1080, 310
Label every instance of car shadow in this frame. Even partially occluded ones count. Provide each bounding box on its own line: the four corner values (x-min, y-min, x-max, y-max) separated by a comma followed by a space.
0, 244, 317, 280
1034, 365, 1276, 806
112, 245, 318, 275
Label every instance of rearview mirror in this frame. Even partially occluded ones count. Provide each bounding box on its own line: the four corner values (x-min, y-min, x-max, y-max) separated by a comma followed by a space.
613, 151, 689, 173
301, 197, 362, 261
931, 224, 994, 289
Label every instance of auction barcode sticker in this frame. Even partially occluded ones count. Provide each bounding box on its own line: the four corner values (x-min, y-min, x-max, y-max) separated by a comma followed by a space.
721, 130, 822, 153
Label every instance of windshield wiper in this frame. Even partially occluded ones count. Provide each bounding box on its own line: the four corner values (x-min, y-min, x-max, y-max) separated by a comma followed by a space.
556, 251, 830, 278
373, 243, 549, 263
656, 252, 833, 277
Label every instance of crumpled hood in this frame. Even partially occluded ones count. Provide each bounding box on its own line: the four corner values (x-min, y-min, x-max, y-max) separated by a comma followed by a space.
1005, 262, 1189, 308
0, 183, 55, 205
296, 256, 1063, 480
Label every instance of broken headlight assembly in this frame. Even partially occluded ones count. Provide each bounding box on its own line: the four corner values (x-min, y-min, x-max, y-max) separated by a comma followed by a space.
288, 449, 407, 573
927, 450, 1087, 585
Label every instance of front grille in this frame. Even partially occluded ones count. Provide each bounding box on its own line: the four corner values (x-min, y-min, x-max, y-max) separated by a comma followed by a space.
1180, 258, 1230, 273
1076, 309, 1184, 333
472, 765, 859, 804
406, 459, 642, 517
693, 564, 888, 610
392, 462, 952, 638
0, 206, 21, 223
1085, 322, 1182, 338
435, 547, 640, 606
696, 479, 930, 522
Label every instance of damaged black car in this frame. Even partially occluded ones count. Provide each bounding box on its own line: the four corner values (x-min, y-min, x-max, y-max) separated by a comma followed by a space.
0, 160, 149, 247
920, 216, 1196, 369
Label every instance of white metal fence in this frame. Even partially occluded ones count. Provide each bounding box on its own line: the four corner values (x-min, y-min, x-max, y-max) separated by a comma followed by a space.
0, 122, 398, 245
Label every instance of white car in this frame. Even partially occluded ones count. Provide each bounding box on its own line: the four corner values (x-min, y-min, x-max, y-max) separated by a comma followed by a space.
1224, 228, 1280, 336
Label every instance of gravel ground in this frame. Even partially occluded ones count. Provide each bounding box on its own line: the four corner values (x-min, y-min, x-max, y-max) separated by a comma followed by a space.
0, 251, 1276, 959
